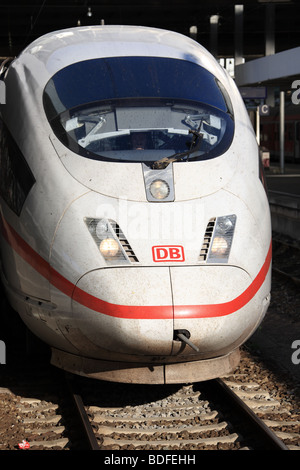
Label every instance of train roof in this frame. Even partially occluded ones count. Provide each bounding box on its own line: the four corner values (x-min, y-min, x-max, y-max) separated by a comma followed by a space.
13, 25, 228, 87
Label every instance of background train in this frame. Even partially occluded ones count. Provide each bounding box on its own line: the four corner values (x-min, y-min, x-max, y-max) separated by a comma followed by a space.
0, 26, 272, 384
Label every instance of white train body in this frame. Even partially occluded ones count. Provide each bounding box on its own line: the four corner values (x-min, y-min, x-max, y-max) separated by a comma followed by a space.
0, 26, 271, 383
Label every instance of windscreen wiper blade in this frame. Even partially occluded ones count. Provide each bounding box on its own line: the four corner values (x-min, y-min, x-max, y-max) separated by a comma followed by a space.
152, 128, 203, 169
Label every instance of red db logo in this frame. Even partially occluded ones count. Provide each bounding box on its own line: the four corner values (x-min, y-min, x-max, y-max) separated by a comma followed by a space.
152, 245, 185, 262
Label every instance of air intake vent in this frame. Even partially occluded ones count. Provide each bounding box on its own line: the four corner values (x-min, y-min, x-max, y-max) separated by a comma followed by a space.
198, 218, 216, 261
109, 220, 139, 263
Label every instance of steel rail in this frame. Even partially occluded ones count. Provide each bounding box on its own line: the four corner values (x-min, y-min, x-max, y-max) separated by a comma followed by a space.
65, 374, 100, 450
214, 378, 289, 450
71, 391, 100, 450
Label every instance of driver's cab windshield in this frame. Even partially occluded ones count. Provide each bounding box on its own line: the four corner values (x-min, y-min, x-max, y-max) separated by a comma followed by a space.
44, 57, 234, 165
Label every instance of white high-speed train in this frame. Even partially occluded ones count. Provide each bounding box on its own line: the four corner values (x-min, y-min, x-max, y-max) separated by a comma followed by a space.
0, 26, 271, 383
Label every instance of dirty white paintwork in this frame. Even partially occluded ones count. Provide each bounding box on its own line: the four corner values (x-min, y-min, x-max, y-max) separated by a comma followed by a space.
0, 26, 271, 383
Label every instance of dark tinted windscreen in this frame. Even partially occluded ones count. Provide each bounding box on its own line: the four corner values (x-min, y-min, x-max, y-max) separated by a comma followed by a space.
44, 57, 234, 163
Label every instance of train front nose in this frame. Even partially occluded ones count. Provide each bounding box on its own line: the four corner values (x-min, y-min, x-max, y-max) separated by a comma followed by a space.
50, 260, 265, 382
68, 263, 261, 360
70, 267, 174, 356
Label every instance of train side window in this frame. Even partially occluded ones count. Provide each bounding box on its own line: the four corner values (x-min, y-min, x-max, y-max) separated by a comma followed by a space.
0, 121, 35, 215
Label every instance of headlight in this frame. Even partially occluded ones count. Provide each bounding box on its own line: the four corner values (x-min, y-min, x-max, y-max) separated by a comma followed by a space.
96, 220, 109, 237
150, 179, 170, 200
210, 236, 228, 256
99, 238, 120, 258
216, 217, 234, 234
207, 215, 236, 263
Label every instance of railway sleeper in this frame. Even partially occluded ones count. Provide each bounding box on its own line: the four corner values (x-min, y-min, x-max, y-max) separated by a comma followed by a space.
100, 433, 241, 449
26, 437, 69, 449
90, 409, 219, 424
97, 420, 230, 436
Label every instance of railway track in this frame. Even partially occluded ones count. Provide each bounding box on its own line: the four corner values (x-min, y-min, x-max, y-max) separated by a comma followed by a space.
0, 349, 299, 450
0, 367, 70, 450
68, 364, 299, 451
0, 253, 299, 452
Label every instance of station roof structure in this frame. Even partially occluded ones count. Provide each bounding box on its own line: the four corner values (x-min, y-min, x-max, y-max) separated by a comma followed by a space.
0, 1, 299, 59
0, 1, 299, 95
235, 46, 300, 89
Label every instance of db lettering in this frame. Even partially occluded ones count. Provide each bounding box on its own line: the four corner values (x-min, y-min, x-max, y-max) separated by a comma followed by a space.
152, 245, 185, 262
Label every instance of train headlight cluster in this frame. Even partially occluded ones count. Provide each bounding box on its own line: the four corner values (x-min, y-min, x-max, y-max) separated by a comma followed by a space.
207, 215, 236, 263
84, 217, 130, 265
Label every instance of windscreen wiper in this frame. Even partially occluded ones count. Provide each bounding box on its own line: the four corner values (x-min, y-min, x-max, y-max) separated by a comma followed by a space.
152, 128, 203, 169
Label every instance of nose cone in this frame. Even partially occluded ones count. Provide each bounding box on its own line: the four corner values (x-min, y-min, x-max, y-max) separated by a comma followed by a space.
62, 263, 263, 361
71, 267, 174, 356
170, 265, 269, 357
